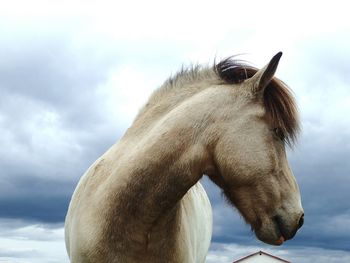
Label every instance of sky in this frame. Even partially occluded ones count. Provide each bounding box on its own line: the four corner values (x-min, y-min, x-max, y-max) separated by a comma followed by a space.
0, 0, 349, 262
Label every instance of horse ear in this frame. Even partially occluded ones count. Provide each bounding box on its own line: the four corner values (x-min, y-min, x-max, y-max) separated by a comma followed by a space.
249, 52, 282, 94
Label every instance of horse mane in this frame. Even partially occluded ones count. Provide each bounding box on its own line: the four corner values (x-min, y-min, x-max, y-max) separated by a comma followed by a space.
163, 65, 216, 90
215, 57, 300, 146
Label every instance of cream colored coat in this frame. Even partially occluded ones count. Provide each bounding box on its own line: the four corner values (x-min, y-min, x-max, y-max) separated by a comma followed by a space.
65, 53, 304, 263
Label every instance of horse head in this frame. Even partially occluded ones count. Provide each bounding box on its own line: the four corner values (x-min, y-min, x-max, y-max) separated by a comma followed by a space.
208, 53, 304, 245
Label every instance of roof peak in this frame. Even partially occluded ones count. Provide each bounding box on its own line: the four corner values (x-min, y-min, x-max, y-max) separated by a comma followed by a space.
233, 250, 291, 263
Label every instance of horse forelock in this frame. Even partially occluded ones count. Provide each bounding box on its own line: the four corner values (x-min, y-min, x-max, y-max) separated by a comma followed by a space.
214, 58, 300, 146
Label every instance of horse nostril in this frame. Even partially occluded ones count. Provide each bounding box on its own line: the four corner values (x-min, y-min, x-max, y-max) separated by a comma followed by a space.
298, 214, 304, 229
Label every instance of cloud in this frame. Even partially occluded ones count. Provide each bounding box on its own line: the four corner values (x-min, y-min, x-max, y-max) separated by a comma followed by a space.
0, 21, 126, 223
0, 220, 68, 263
0, 176, 74, 222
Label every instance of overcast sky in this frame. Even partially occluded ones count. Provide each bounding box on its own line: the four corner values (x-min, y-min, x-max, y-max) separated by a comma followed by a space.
0, 0, 349, 262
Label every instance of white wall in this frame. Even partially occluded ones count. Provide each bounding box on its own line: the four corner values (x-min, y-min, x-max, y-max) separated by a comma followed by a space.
239, 253, 286, 263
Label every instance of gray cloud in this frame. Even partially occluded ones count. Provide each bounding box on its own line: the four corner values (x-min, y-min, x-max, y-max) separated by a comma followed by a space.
0, 220, 68, 262
0, 27, 124, 223
0, 175, 74, 222
0, 248, 40, 259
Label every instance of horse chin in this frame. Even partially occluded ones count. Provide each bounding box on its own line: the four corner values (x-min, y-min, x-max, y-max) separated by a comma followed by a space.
254, 221, 285, 246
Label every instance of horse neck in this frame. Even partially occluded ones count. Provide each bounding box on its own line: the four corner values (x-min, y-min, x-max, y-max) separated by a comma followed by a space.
103, 83, 241, 252
104, 92, 218, 247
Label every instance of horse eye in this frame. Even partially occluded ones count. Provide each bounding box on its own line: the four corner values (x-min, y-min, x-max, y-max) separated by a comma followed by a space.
273, 128, 285, 141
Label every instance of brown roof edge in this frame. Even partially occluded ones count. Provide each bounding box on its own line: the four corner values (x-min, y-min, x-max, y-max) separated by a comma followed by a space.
233, 250, 291, 263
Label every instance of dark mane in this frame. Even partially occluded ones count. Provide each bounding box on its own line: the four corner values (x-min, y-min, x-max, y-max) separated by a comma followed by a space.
214, 58, 300, 146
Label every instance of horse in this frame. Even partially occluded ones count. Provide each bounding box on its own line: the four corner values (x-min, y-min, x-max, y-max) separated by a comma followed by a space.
65, 52, 304, 263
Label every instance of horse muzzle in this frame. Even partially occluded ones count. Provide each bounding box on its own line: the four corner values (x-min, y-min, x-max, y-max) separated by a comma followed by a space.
255, 211, 304, 246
